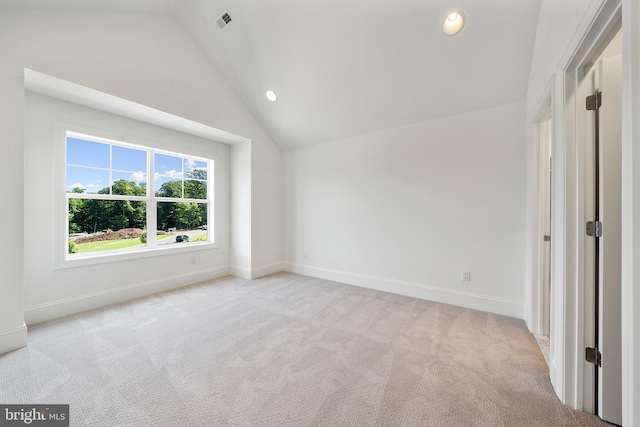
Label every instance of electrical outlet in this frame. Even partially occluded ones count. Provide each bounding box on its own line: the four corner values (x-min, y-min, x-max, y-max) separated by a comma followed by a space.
303, 251, 309, 259
462, 271, 471, 282
190, 257, 197, 265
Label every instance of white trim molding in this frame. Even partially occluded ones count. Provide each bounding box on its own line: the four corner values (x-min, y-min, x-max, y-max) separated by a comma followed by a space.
230, 263, 284, 280
0, 323, 28, 355
250, 263, 284, 279
621, 0, 640, 424
24, 265, 229, 325
229, 265, 251, 279
284, 263, 524, 319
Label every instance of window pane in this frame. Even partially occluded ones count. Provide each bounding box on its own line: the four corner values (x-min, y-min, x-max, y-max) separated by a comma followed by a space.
184, 179, 207, 199
113, 146, 147, 173
64, 134, 213, 261
112, 170, 147, 186
155, 177, 182, 198
156, 202, 207, 246
66, 137, 110, 168
66, 166, 110, 194
184, 158, 207, 180
111, 175, 147, 196
155, 153, 183, 178
68, 199, 147, 254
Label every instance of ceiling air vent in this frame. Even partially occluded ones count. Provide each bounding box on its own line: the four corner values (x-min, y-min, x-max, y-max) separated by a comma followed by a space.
216, 10, 233, 29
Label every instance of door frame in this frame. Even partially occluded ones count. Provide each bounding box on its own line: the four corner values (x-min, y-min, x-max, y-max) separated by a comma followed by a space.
560, 0, 621, 413
577, 50, 624, 422
527, 0, 626, 416
529, 80, 553, 338
620, 1, 640, 425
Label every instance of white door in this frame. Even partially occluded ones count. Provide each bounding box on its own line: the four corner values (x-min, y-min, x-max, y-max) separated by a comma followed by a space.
596, 54, 622, 426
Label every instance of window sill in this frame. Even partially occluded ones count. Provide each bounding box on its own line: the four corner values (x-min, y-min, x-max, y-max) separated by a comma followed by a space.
57, 242, 218, 270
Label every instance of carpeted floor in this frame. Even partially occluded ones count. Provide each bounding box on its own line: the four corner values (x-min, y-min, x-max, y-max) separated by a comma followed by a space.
0, 272, 613, 426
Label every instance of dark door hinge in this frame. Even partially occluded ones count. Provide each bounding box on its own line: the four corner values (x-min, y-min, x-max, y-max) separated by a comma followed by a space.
586, 221, 603, 237
586, 347, 602, 367
586, 92, 602, 111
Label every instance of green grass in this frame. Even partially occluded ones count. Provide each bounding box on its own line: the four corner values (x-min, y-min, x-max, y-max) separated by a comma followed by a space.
192, 233, 208, 242
75, 234, 172, 253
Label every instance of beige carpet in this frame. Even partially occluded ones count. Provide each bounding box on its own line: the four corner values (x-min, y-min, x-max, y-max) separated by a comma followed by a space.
0, 272, 612, 426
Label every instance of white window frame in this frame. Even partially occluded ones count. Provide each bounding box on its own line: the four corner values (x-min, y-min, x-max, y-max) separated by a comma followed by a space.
58, 127, 216, 269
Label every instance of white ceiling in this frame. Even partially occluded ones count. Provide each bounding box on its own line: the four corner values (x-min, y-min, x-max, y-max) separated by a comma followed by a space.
178, 0, 542, 149
2, 0, 542, 149
0, 0, 180, 12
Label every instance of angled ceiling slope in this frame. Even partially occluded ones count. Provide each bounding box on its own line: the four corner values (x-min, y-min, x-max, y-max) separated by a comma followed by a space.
179, 0, 542, 149
0, 0, 542, 150
0, 0, 180, 12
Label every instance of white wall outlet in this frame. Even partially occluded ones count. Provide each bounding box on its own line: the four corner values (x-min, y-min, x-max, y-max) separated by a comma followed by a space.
462, 271, 471, 282
190, 257, 197, 265
303, 251, 309, 259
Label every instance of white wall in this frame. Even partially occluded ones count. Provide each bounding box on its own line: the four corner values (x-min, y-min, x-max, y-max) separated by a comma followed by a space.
251, 138, 283, 277
0, 7, 282, 352
230, 141, 252, 276
23, 91, 230, 323
284, 102, 526, 318
0, 76, 27, 354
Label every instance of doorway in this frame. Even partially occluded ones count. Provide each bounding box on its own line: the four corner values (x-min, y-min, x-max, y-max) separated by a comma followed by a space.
533, 108, 553, 366
533, 0, 631, 423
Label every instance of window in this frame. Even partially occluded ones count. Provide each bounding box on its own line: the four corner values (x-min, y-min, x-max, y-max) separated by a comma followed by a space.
65, 132, 212, 259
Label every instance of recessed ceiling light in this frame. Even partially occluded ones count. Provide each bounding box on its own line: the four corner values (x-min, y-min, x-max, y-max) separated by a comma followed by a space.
266, 90, 278, 102
443, 11, 465, 35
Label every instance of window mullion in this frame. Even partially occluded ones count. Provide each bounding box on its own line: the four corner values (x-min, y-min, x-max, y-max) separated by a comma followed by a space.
147, 149, 157, 247
109, 145, 113, 195
67, 194, 146, 201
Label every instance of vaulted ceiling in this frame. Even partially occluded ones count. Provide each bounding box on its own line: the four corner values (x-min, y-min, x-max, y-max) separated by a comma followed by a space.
2, 0, 542, 149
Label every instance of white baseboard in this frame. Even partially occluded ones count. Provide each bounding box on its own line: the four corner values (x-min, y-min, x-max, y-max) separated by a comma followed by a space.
229, 264, 251, 279
230, 263, 284, 280
284, 263, 524, 319
0, 323, 28, 355
523, 305, 534, 332
250, 262, 283, 279
24, 265, 230, 325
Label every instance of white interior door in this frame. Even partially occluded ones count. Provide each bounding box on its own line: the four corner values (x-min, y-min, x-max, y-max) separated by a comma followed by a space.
597, 54, 622, 426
